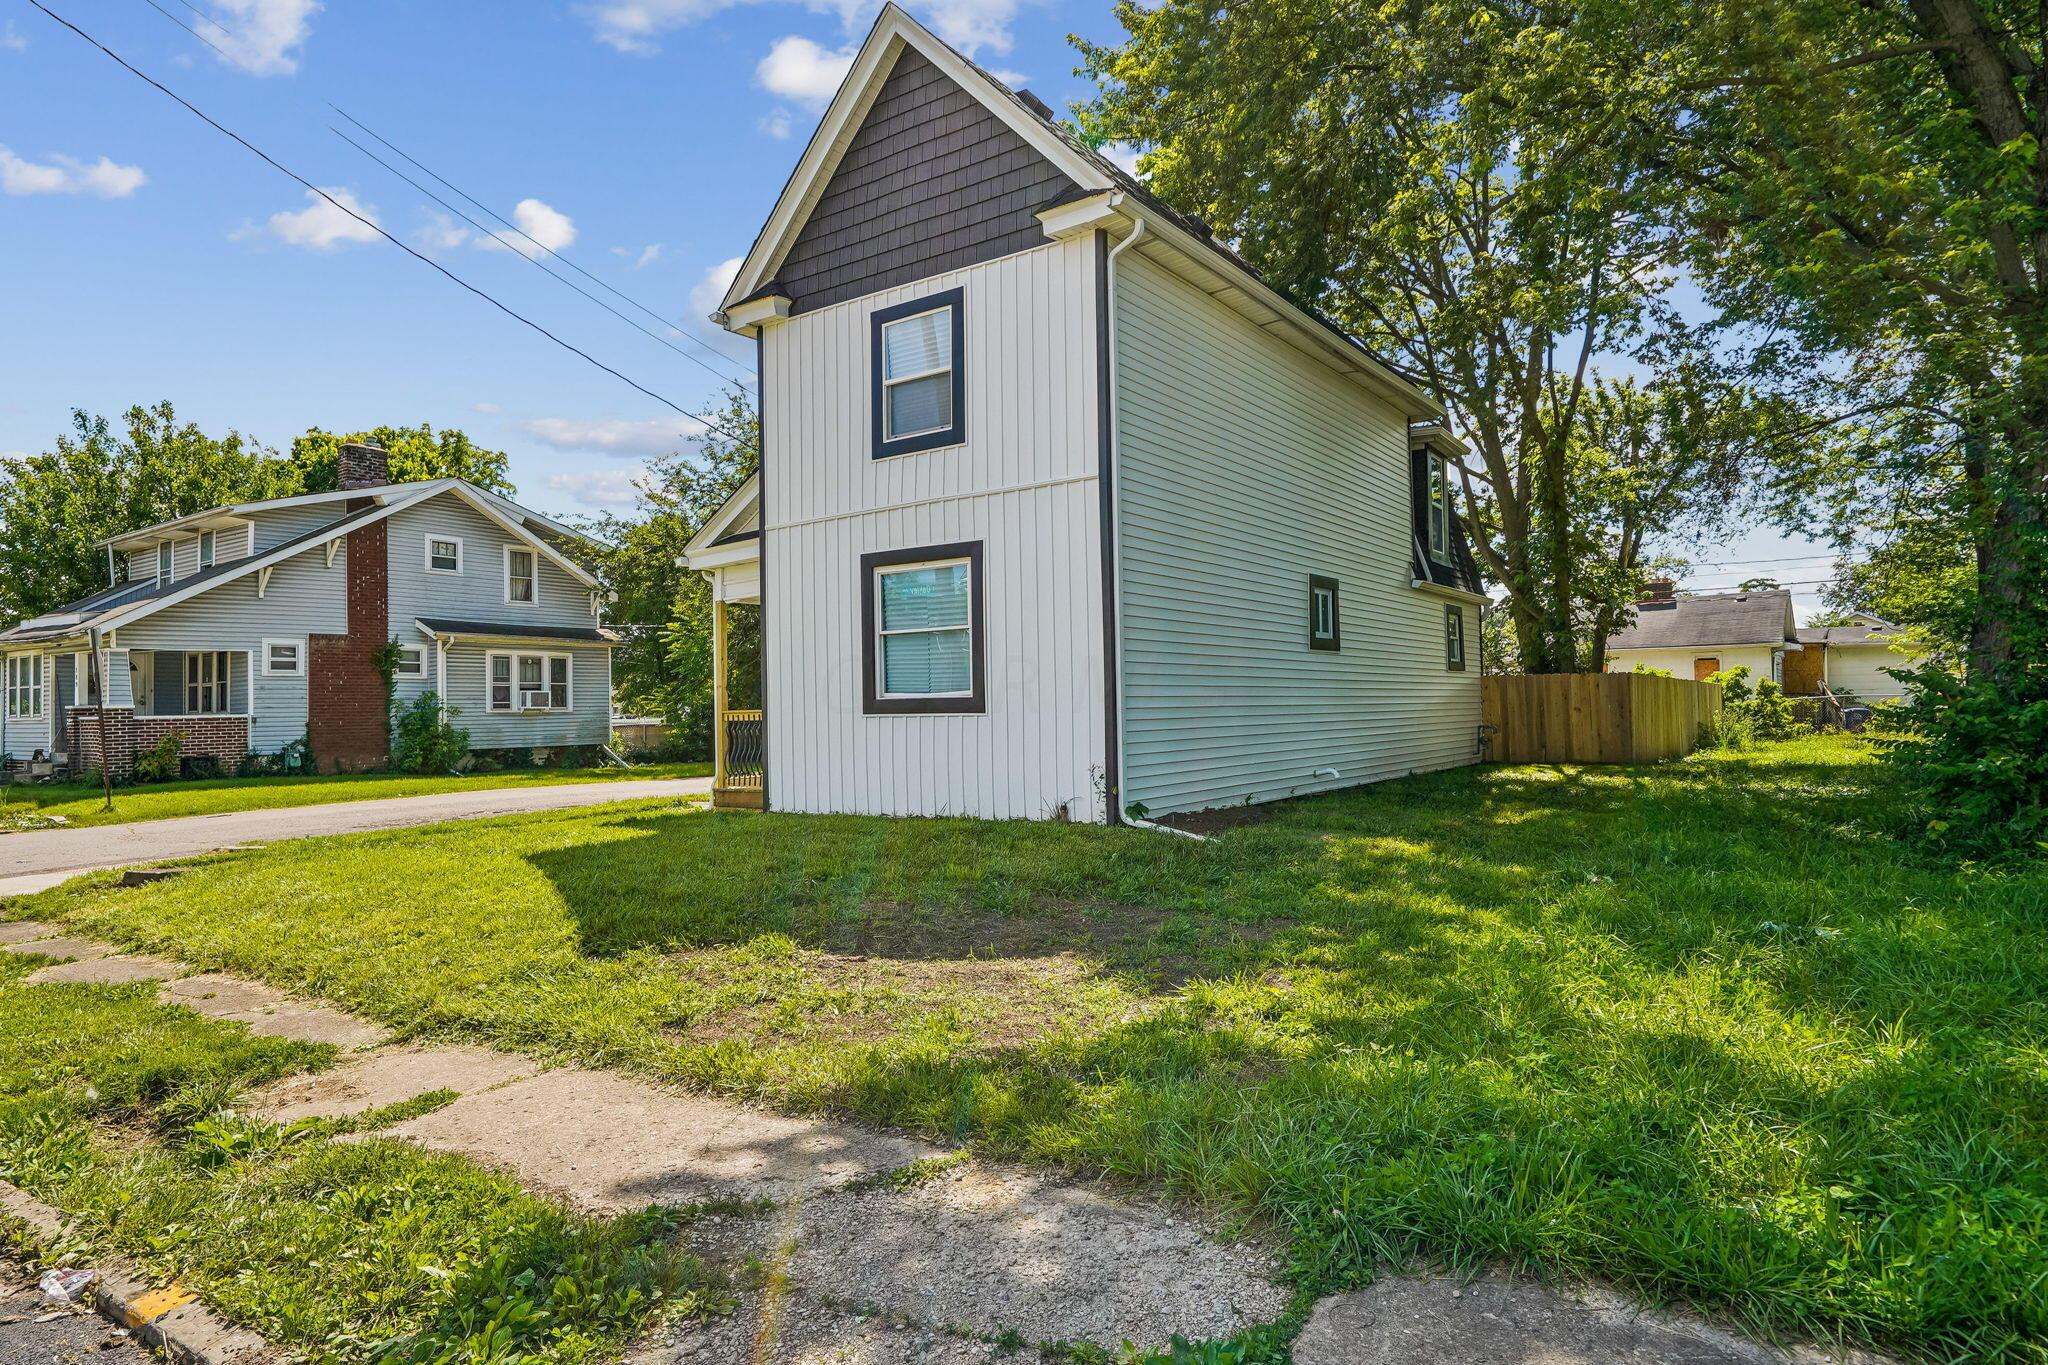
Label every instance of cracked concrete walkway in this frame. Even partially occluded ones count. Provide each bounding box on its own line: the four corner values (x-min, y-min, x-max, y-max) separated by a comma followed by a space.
3, 921, 1888, 1364
0, 776, 708, 896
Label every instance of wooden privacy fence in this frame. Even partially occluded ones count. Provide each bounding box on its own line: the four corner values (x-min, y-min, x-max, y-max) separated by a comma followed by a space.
1482, 673, 1723, 764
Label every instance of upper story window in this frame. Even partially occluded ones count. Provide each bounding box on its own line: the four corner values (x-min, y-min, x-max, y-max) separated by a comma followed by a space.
1427, 454, 1451, 562
427, 536, 463, 574
861, 541, 984, 714
198, 530, 216, 570
504, 546, 536, 604
157, 542, 173, 583
872, 288, 965, 458
1309, 575, 1341, 652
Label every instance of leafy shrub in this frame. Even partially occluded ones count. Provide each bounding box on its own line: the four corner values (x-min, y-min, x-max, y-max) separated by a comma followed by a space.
1742, 678, 1803, 740
1880, 662, 2048, 862
1629, 663, 1674, 677
133, 732, 182, 783
1698, 709, 1753, 750
389, 693, 469, 774
1705, 664, 1754, 703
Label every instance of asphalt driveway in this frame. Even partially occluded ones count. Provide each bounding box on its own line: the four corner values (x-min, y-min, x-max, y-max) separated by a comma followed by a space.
0, 777, 710, 896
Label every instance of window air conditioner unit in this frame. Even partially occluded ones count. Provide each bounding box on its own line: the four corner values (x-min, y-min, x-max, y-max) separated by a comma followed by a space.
519, 690, 551, 710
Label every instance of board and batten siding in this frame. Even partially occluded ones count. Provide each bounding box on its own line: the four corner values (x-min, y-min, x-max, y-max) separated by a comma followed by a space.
1113, 249, 1481, 815
114, 543, 347, 751
763, 237, 1110, 821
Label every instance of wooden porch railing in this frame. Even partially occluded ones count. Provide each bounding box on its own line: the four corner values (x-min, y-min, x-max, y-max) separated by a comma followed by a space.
720, 709, 763, 790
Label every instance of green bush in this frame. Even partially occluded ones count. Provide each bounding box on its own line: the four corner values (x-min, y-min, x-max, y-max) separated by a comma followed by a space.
389, 693, 469, 774
1705, 664, 1754, 703
133, 732, 182, 783
1881, 663, 2048, 861
1698, 709, 1753, 750
1742, 678, 1802, 740
1629, 663, 1675, 677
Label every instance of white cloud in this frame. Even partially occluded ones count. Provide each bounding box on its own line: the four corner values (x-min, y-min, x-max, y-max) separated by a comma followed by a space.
480, 197, 576, 258
690, 256, 745, 325
611, 243, 663, 269
1, 21, 27, 52
241, 186, 380, 249
412, 210, 472, 252
759, 108, 795, 139
473, 402, 501, 414
1104, 142, 1145, 179
196, 0, 319, 76
0, 147, 146, 198
519, 415, 707, 456
987, 67, 1028, 86
548, 469, 646, 508
756, 35, 857, 110
584, 0, 1031, 60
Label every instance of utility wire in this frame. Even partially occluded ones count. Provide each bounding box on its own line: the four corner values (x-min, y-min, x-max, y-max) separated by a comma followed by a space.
329, 124, 753, 390
330, 103, 754, 378
38, 0, 753, 449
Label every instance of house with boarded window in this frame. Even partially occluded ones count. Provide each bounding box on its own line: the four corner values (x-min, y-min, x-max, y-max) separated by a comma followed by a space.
0, 442, 615, 778
682, 4, 1487, 821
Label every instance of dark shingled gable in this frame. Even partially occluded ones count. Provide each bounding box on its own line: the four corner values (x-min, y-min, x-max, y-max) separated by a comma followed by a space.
768, 46, 1079, 314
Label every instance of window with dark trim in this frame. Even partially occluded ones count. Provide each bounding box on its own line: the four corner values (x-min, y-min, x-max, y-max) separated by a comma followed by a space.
871, 288, 965, 458
1446, 605, 1466, 670
1427, 455, 1451, 562
1309, 575, 1341, 651
862, 541, 985, 714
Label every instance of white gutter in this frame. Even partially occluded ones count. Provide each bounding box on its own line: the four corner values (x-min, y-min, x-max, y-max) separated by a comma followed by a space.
1100, 208, 1202, 840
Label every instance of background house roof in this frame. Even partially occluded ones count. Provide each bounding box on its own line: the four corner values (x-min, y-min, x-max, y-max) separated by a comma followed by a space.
1796, 618, 1903, 645
1607, 590, 1799, 651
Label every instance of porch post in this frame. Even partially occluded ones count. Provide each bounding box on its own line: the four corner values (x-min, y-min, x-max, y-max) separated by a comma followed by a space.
711, 595, 729, 789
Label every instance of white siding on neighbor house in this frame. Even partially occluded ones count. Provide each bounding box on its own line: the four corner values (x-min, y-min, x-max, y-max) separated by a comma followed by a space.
1605, 644, 1782, 684
763, 237, 1110, 821
1113, 249, 1481, 816
384, 492, 605, 741
1827, 645, 1913, 701
440, 642, 612, 749
251, 503, 351, 551
114, 544, 347, 752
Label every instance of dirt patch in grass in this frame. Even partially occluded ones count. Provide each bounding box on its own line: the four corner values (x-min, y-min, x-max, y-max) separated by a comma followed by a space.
1153, 803, 1282, 836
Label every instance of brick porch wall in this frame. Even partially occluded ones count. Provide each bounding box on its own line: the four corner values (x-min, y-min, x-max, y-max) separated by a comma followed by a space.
308, 519, 390, 772
68, 708, 248, 780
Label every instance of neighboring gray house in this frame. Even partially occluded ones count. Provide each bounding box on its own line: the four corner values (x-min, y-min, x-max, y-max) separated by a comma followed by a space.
683, 5, 1487, 821
0, 443, 615, 777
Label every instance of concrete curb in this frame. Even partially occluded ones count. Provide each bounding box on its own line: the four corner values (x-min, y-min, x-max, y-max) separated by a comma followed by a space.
0, 1179, 279, 1364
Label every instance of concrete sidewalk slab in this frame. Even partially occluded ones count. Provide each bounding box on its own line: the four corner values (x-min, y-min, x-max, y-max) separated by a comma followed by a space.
250, 1044, 536, 1123
160, 973, 389, 1049
639, 1285, 1007, 1363
0, 936, 111, 963
688, 1162, 1286, 1353
27, 954, 183, 986
0, 921, 59, 944
387, 1067, 938, 1210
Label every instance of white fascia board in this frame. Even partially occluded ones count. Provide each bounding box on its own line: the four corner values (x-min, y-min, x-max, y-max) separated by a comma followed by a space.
1410, 423, 1472, 459
97, 485, 444, 631
95, 485, 443, 549
683, 540, 760, 573
444, 483, 601, 589
721, 294, 792, 335
683, 473, 760, 558
470, 484, 608, 550
1036, 191, 1128, 241
722, 5, 1112, 311
413, 619, 619, 649
1408, 578, 1490, 606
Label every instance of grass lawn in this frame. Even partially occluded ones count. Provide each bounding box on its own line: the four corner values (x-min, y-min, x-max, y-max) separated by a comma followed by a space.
15, 735, 2047, 1362
0, 950, 713, 1363
0, 761, 709, 830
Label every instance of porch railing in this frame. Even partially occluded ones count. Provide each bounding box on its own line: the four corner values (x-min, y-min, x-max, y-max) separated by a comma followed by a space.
721, 709, 763, 790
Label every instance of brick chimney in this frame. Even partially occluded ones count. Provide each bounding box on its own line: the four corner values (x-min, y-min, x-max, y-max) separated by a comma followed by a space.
1642, 577, 1677, 603
338, 441, 388, 491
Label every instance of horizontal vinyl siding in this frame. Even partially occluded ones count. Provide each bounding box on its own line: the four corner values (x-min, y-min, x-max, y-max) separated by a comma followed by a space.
441, 642, 611, 750
1114, 250, 1480, 815
252, 505, 349, 550
116, 545, 345, 752
765, 238, 1108, 821
1826, 645, 1912, 701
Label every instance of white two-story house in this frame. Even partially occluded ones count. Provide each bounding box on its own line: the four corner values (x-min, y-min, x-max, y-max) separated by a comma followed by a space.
0, 442, 615, 778
685, 4, 1487, 822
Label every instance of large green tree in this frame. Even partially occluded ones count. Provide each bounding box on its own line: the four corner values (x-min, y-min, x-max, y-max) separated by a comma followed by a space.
287, 423, 513, 495
0, 402, 297, 619
1080, 0, 1765, 671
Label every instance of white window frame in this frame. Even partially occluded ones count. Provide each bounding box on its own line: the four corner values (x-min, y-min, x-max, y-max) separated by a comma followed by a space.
880, 306, 957, 443
874, 556, 975, 700
426, 535, 464, 575
198, 529, 216, 570
503, 544, 537, 605
1446, 606, 1466, 668
186, 650, 231, 715
5, 656, 43, 719
157, 541, 174, 584
485, 650, 571, 712
394, 644, 426, 678
261, 638, 304, 677
1313, 587, 1336, 640
1428, 454, 1451, 562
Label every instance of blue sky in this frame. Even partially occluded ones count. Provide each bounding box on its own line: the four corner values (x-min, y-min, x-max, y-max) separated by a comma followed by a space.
0, 0, 1834, 613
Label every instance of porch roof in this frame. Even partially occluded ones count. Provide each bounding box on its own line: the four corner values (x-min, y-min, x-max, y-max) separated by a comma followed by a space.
415, 618, 619, 646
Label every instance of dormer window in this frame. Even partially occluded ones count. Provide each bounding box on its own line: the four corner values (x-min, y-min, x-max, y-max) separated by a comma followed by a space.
872, 288, 965, 458
157, 542, 173, 584
1428, 455, 1451, 562
198, 529, 216, 569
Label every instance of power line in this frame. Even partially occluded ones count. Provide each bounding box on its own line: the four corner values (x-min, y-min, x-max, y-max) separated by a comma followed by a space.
329, 124, 753, 390
330, 104, 754, 379
36, 0, 753, 450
